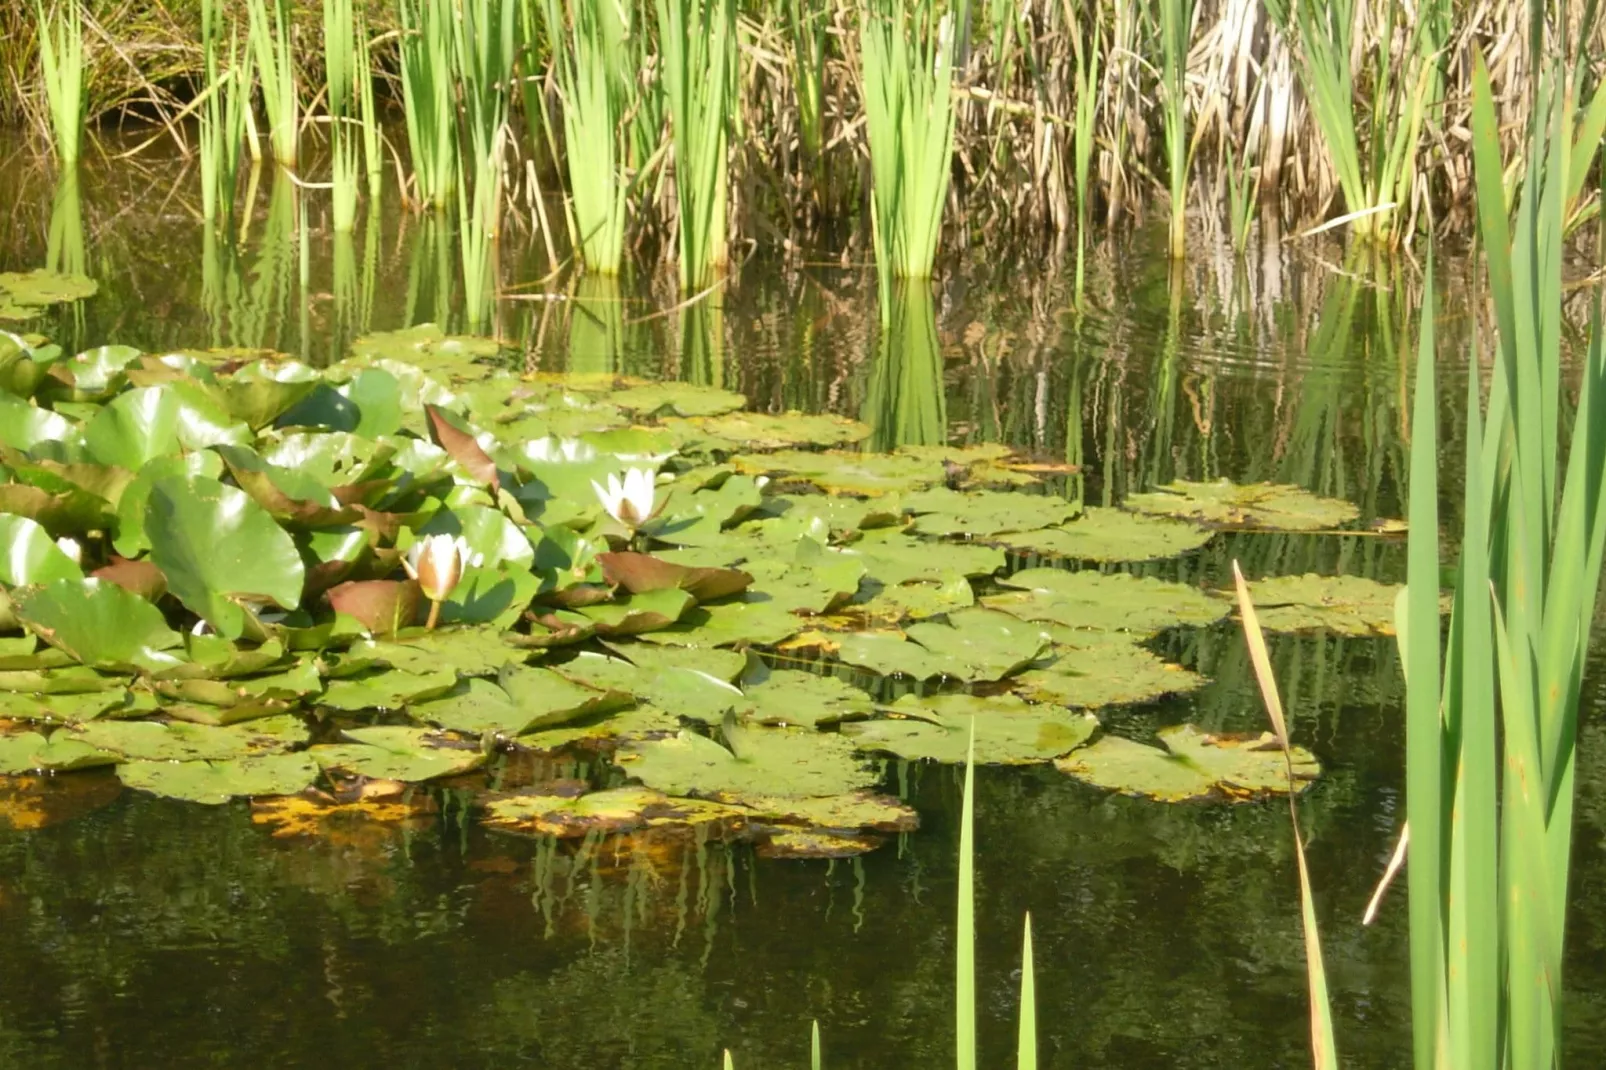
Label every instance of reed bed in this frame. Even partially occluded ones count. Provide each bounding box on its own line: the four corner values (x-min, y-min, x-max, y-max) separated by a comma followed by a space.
10, 0, 1606, 279
34, 0, 86, 164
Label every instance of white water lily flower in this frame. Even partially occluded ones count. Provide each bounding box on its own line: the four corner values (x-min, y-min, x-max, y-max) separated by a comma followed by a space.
525, 436, 597, 464
55, 537, 82, 565
404, 534, 483, 603
592, 468, 657, 528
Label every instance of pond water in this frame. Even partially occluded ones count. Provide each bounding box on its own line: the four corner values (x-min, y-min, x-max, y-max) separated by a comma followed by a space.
3, 141, 1606, 1069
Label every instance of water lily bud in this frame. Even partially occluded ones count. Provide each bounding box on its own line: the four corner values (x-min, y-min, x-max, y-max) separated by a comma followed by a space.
406, 534, 470, 602
55, 537, 82, 564
591, 467, 658, 529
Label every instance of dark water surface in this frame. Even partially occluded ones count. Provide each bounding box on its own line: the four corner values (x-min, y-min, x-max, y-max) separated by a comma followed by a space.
3, 142, 1606, 1069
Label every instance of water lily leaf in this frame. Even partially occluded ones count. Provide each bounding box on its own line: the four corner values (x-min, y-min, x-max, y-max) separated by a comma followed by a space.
0, 514, 84, 586
744, 540, 866, 614
318, 667, 458, 710
0, 687, 144, 723
987, 568, 1229, 637
215, 445, 355, 526
117, 752, 320, 804
853, 574, 974, 621
842, 693, 1097, 765
519, 702, 681, 750
1230, 573, 1407, 636
418, 506, 535, 571
0, 269, 97, 307
555, 647, 744, 725
0, 480, 114, 537
327, 579, 422, 636
902, 487, 1079, 537
609, 382, 747, 418
82, 384, 249, 470
644, 475, 765, 546
0, 664, 125, 695
438, 564, 541, 629
12, 578, 183, 672
578, 588, 696, 636
310, 726, 485, 782
350, 323, 501, 367
71, 718, 293, 761
836, 609, 1048, 682
412, 667, 631, 736
424, 404, 500, 490
694, 411, 871, 449
731, 449, 941, 495
355, 627, 522, 678
1013, 631, 1207, 708
1123, 480, 1360, 532
1055, 724, 1320, 802
146, 474, 306, 640
597, 551, 753, 602
213, 360, 321, 428
837, 529, 1005, 585
748, 495, 904, 544
0, 392, 75, 452
619, 725, 877, 798
88, 556, 167, 601
734, 666, 874, 728
0, 729, 119, 772
483, 785, 741, 837
638, 596, 806, 649
995, 507, 1215, 563
733, 790, 919, 833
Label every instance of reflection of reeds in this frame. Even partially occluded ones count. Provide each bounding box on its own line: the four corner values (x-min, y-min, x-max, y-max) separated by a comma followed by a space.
863, 283, 946, 450
35, 0, 86, 164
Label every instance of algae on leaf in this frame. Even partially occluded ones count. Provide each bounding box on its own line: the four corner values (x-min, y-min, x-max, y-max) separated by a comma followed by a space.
1123, 479, 1359, 532
1055, 724, 1319, 802
483, 786, 741, 837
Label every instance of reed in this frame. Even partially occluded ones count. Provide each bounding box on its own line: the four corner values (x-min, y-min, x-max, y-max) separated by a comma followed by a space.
246, 0, 299, 168
1222, 140, 1257, 255
34, 0, 86, 164
198, 0, 252, 224
323, 0, 362, 231
1068, 0, 1100, 297
860, 0, 962, 301
1156, 0, 1191, 258
398, 0, 458, 210
541, 0, 638, 274
783, 0, 828, 204
356, 15, 382, 203
453, 0, 518, 328
656, 0, 736, 290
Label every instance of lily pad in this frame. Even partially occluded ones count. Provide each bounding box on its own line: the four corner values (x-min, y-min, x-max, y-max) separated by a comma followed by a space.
1123, 480, 1359, 532
731, 450, 942, 495
0, 514, 85, 586
902, 487, 1079, 537
518, 703, 681, 751
318, 667, 458, 710
309, 726, 486, 782
694, 411, 871, 450
72, 718, 298, 761
117, 752, 320, 804
1012, 631, 1208, 708
0, 729, 119, 773
734, 666, 874, 728
995, 507, 1215, 563
0, 269, 97, 307
834, 609, 1049, 682
410, 668, 631, 736
837, 529, 1006, 585
618, 725, 877, 798
1230, 573, 1406, 636
609, 382, 747, 418
987, 568, 1229, 637
842, 692, 1097, 764
639, 596, 808, 649
1055, 724, 1320, 801
12, 578, 183, 673
554, 648, 744, 725
482, 786, 741, 837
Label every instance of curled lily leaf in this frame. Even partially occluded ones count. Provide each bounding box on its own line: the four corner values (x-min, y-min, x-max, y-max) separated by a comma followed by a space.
592, 468, 658, 529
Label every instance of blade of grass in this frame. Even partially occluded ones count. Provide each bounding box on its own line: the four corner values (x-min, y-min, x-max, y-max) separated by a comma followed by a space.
957, 720, 975, 1070
1017, 913, 1036, 1070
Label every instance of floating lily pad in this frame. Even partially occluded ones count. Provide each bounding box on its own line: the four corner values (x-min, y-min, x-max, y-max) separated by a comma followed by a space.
0, 687, 146, 723
117, 752, 320, 804
609, 382, 747, 418
354, 628, 525, 678
0, 269, 97, 307
731, 450, 942, 495
902, 487, 1079, 537
578, 588, 696, 636
0, 729, 119, 773
309, 726, 485, 782
13, 578, 184, 673
638, 596, 807, 649
518, 703, 681, 751
619, 725, 877, 798
1231, 573, 1406, 636
995, 507, 1215, 563
1055, 724, 1319, 802
734, 666, 874, 728
410, 668, 631, 736
837, 529, 1005, 585
482, 786, 741, 838
853, 574, 975, 621
1012, 631, 1208, 708
1123, 480, 1359, 532
318, 667, 458, 711
842, 693, 1098, 764
694, 411, 871, 450
0, 513, 84, 586
555, 648, 744, 725
834, 609, 1048, 682
71, 717, 300, 761
987, 568, 1229, 637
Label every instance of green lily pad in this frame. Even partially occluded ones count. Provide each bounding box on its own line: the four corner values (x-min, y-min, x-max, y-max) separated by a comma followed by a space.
352, 627, 524, 678
902, 487, 1079, 537
835, 608, 1049, 682
318, 667, 458, 711
694, 411, 871, 450
731, 449, 942, 495
482, 785, 741, 837
410, 668, 631, 736
619, 724, 877, 798
638, 596, 808, 649
609, 382, 747, 418
0, 687, 147, 723
117, 752, 320, 804
0, 269, 97, 307
578, 588, 696, 636
554, 647, 745, 725
145, 474, 306, 640
1123, 480, 1360, 532
309, 726, 486, 782
734, 666, 874, 728
213, 360, 322, 428
842, 693, 1098, 764
987, 568, 1229, 637
995, 507, 1215, 563
71, 718, 299, 761
0, 729, 119, 773
0, 392, 76, 452
744, 540, 866, 614
518, 703, 681, 751
1012, 631, 1208, 708
596, 551, 754, 602
0, 514, 85, 586
1055, 724, 1320, 801
12, 578, 183, 673
82, 384, 249, 470
1231, 573, 1406, 636
837, 529, 1006, 585
853, 574, 975, 621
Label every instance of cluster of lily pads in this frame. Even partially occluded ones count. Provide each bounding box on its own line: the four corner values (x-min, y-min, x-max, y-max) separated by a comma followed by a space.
0, 318, 1403, 856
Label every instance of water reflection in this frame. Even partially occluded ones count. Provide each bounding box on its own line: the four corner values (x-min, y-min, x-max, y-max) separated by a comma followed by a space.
864, 283, 945, 450
567, 274, 628, 375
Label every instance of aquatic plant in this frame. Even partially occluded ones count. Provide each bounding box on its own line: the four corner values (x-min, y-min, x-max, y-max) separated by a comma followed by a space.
1156, 0, 1191, 258
860, 0, 962, 298
323, 0, 363, 232
198, 0, 253, 225
34, 0, 86, 164
398, 0, 457, 210
247, 0, 299, 168
657, 0, 735, 290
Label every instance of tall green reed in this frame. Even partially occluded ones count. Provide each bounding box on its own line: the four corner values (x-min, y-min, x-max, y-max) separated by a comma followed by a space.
540, 0, 639, 274
860, 0, 963, 304
398, 0, 458, 210
1156, 0, 1191, 259
452, 0, 519, 328
323, 0, 363, 231
34, 0, 86, 164
657, 0, 736, 290
247, 0, 299, 168
199, 0, 253, 225
1067, 0, 1099, 299
784, 0, 829, 204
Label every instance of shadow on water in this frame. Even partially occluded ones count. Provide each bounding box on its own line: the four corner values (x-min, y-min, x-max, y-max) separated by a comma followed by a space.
4, 140, 1606, 1068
